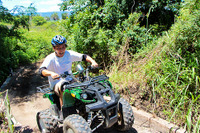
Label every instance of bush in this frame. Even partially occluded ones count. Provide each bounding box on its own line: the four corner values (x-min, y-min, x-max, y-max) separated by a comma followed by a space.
108, 0, 200, 132
51, 12, 59, 21
32, 15, 47, 26
0, 21, 60, 86
62, 13, 68, 20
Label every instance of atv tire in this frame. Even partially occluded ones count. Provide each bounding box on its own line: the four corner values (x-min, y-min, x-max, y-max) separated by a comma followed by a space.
36, 108, 59, 133
63, 114, 92, 133
116, 98, 134, 131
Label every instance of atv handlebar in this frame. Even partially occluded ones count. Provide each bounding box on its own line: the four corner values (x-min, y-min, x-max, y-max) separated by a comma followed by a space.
53, 65, 102, 81
53, 71, 72, 80
87, 66, 102, 73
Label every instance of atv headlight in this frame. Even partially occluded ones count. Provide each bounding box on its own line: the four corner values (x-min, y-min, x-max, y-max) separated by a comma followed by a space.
81, 93, 88, 99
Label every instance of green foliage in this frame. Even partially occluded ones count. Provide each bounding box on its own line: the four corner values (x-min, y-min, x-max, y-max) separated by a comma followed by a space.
0, 0, 198, 132
0, 20, 60, 86
108, 0, 199, 132
119, 13, 155, 54
44, 16, 50, 21
163, 4, 200, 131
26, 3, 37, 17
19, 21, 60, 61
9, 2, 37, 18
62, 12, 68, 20
0, 90, 14, 132
11, 5, 27, 15
58, 0, 180, 67
32, 15, 47, 26
0, 8, 29, 32
101, 2, 125, 29
51, 12, 59, 21
60, 0, 181, 32
0, 8, 30, 85
59, 2, 155, 66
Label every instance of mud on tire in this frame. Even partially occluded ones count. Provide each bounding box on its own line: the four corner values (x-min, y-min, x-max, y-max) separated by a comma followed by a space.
116, 98, 134, 131
36, 108, 59, 133
63, 114, 92, 133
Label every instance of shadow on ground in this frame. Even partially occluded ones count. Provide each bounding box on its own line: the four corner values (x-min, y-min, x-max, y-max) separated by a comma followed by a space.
8, 61, 48, 104
15, 126, 138, 133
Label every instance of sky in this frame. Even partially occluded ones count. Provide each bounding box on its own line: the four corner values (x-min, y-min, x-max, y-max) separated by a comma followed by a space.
1, 0, 63, 12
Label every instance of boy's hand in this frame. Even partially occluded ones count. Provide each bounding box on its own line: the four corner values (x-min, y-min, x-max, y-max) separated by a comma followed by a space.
51, 72, 60, 80
91, 62, 98, 68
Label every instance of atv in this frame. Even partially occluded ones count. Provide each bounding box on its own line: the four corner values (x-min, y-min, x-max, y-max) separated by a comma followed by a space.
36, 64, 134, 133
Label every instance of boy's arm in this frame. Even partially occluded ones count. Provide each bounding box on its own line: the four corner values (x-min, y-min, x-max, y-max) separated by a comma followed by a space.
39, 67, 59, 79
85, 55, 98, 67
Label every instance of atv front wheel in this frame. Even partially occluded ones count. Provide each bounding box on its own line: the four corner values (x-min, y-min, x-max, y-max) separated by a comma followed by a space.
116, 98, 134, 131
36, 108, 59, 133
63, 114, 92, 133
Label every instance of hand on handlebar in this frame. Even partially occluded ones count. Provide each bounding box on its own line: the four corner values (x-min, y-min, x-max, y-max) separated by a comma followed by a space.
91, 62, 98, 68
51, 72, 60, 80
52, 71, 72, 80
88, 64, 102, 73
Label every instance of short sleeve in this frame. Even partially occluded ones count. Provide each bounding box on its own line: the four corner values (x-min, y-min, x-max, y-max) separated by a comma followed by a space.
40, 54, 53, 69
69, 50, 83, 62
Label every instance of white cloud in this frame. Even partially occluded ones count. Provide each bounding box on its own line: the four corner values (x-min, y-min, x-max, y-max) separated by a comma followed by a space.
19, 0, 33, 4
38, 0, 62, 5
38, 8, 50, 12
35, 0, 62, 12
38, 5, 60, 12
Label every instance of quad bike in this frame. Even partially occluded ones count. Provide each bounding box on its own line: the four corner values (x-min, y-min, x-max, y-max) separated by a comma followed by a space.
36, 64, 134, 133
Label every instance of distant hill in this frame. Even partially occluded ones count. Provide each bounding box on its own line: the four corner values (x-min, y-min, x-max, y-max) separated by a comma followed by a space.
37, 11, 71, 20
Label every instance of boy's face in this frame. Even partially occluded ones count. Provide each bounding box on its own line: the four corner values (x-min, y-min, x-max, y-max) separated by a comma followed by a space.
53, 44, 66, 57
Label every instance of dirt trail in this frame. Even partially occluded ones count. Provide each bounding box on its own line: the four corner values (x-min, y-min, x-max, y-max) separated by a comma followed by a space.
8, 60, 50, 132
6, 61, 151, 133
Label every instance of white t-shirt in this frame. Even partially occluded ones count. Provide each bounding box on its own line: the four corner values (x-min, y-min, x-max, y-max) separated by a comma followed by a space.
40, 50, 83, 89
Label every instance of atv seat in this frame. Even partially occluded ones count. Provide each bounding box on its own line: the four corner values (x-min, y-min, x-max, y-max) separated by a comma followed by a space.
36, 84, 61, 110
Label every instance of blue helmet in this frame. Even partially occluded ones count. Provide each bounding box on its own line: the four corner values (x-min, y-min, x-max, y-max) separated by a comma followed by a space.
51, 35, 67, 47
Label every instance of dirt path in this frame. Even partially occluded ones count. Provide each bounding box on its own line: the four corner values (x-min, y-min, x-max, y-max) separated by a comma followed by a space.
8, 61, 50, 132
6, 61, 152, 133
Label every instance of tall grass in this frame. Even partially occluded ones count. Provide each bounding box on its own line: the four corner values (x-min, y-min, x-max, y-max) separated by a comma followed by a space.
0, 90, 13, 132
0, 21, 61, 85
20, 21, 61, 62
108, 0, 200, 132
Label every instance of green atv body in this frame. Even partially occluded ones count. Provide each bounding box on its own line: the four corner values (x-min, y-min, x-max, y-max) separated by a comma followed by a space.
36, 65, 134, 133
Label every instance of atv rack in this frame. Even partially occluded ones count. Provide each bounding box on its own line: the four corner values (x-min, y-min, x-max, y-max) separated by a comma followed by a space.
63, 74, 109, 90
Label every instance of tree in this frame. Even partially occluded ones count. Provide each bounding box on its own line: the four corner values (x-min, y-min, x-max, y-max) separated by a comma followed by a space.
0, 4, 30, 86
44, 16, 50, 21
26, 3, 37, 18
51, 12, 59, 20
10, 5, 26, 15
58, 0, 183, 67
32, 15, 47, 26
62, 12, 68, 20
